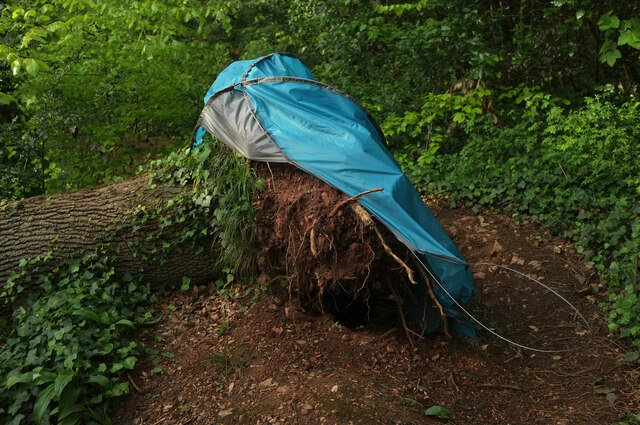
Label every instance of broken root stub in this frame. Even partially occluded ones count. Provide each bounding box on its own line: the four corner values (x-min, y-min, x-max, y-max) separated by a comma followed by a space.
253, 162, 443, 337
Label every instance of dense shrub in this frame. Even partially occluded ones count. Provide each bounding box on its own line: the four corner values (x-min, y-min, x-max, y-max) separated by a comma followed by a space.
403, 95, 640, 348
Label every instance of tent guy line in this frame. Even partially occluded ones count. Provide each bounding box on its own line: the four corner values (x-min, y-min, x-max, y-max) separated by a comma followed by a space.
415, 254, 591, 353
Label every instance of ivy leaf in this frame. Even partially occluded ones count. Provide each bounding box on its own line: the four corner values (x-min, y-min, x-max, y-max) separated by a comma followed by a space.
425, 405, 452, 419
6, 370, 31, 388
63, 353, 77, 369
109, 382, 129, 396
0, 92, 16, 105
122, 356, 137, 369
33, 383, 56, 424
12, 59, 21, 76
181, 276, 190, 291
598, 12, 620, 31
69, 262, 80, 274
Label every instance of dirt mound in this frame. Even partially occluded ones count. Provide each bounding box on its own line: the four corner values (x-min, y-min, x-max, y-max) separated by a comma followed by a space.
253, 162, 415, 325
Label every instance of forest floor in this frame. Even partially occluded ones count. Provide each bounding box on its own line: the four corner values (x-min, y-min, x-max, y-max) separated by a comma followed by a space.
112, 198, 640, 425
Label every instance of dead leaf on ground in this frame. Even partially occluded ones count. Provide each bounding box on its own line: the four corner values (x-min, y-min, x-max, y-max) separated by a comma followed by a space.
490, 240, 503, 256
528, 260, 543, 269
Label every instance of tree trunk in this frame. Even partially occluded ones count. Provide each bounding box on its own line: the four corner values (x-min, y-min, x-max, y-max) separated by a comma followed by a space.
1, 163, 418, 326
0, 174, 217, 298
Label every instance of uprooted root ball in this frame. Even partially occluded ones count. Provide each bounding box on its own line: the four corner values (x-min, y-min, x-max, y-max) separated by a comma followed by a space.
253, 162, 427, 328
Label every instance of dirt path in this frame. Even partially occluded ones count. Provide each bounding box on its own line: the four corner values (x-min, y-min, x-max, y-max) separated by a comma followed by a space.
112, 200, 639, 425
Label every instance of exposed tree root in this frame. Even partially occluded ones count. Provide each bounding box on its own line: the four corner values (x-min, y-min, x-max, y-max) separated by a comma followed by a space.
329, 188, 384, 217
254, 162, 450, 337
351, 203, 417, 287
414, 261, 451, 338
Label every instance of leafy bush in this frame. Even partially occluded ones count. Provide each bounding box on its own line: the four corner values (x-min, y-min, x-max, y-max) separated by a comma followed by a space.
403, 94, 640, 348
381, 83, 494, 164
0, 0, 236, 198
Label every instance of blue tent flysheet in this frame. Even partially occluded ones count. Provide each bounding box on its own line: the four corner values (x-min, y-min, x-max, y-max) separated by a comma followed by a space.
193, 53, 475, 335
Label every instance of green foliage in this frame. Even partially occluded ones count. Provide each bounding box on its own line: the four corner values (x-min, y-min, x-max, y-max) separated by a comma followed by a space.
424, 405, 452, 420
0, 139, 261, 424
404, 92, 640, 350
0, 0, 237, 197
256, 0, 639, 115
620, 412, 640, 425
598, 11, 640, 66
0, 251, 150, 425
147, 138, 263, 279
381, 83, 494, 164
2, 0, 639, 200
216, 318, 231, 336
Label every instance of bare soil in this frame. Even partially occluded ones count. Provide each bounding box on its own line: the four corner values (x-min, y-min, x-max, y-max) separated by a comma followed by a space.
112, 165, 640, 425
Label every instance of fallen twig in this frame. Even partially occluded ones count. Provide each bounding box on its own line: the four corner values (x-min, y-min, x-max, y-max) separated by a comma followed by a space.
414, 262, 451, 338
329, 188, 383, 217
127, 373, 143, 393
380, 327, 398, 338
478, 383, 522, 391
449, 371, 460, 392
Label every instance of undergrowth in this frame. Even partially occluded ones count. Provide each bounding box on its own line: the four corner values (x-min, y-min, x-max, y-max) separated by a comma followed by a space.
400, 92, 640, 352
0, 140, 261, 425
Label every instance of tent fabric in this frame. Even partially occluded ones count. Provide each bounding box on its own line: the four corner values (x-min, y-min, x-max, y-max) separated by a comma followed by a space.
199, 89, 288, 162
194, 53, 474, 334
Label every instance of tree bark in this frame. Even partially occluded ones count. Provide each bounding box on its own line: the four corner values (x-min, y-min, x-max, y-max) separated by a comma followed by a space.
1, 163, 417, 325
0, 174, 217, 298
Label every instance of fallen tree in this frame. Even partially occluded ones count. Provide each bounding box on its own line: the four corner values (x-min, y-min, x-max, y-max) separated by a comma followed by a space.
0, 143, 260, 313
0, 145, 425, 324
0, 142, 437, 424
0, 174, 217, 293
0, 144, 267, 424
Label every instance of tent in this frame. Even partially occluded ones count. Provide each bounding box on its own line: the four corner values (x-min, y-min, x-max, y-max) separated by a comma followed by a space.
193, 53, 474, 335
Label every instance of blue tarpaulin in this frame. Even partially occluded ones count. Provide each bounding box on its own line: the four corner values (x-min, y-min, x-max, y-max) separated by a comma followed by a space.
194, 53, 474, 334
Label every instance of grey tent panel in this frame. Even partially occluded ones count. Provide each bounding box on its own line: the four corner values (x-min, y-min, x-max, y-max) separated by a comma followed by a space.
200, 90, 287, 162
